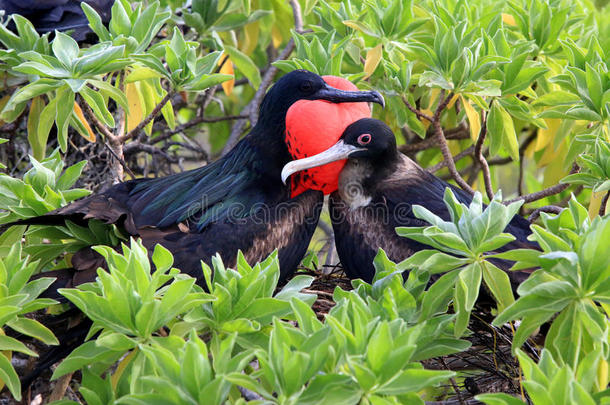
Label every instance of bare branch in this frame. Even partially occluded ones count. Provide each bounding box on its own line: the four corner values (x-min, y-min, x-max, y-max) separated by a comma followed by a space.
78, 97, 115, 140
401, 95, 434, 122
399, 128, 469, 153
102, 140, 136, 180
289, 0, 304, 32
505, 163, 579, 204
427, 146, 474, 173
474, 111, 494, 200
528, 205, 564, 222
432, 90, 474, 194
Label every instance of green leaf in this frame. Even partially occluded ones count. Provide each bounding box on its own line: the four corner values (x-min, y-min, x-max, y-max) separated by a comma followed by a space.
488, 100, 518, 161
476, 392, 527, 405
376, 369, 455, 395
52, 340, 123, 379
27, 96, 47, 161
223, 46, 261, 88
481, 261, 515, 311
52, 32, 79, 69
81, 2, 112, 41
0, 335, 37, 356
0, 351, 21, 400
7, 317, 58, 345
55, 86, 75, 152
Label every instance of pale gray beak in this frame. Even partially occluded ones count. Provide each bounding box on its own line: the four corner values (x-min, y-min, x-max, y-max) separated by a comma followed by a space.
281, 140, 365, 184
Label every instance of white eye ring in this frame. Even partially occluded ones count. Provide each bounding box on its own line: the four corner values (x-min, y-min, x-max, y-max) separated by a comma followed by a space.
357, 133, 372, 145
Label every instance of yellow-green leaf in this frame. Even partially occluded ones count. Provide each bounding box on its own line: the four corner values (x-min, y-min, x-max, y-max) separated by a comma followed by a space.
125, 82, 144, 133
219, 56, 235, 96
363, 44, 382, 79
461, 95, 481, 142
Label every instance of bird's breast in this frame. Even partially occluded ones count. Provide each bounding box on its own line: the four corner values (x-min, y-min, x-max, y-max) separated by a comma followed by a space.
338, 160, 374, 210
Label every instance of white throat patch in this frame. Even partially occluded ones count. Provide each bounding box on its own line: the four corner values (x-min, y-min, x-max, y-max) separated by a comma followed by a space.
338, 160, 373, 210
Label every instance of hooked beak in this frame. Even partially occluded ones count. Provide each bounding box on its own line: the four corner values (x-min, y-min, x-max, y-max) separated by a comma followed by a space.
312, 85, 385, 108
281, 140, 365, 184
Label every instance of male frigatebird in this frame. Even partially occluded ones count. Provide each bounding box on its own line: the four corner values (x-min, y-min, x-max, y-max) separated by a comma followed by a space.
281, 118, 536, 284
8, 70, 384, 290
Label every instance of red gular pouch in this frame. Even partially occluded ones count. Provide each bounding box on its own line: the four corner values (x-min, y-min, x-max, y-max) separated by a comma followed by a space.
285, 76, 372, 197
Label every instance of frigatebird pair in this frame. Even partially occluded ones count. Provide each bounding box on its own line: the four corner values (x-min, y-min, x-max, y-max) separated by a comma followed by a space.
282, 118, 537, 285
7, 70, 384, 292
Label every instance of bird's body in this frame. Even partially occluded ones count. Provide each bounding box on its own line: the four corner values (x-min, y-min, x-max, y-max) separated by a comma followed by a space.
330, 154, 534, 282
10, 70, 382, 290
282, 118, 536, 284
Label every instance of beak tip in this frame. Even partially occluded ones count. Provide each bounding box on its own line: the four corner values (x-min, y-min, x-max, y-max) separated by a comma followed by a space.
375, 91, 385, 109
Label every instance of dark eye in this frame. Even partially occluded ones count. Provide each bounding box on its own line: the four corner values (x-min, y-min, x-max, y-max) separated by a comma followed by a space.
357, 134, 372, 145
299, 81, 313, 92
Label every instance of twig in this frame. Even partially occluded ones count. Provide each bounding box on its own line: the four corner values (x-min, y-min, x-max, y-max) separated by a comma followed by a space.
505, 163, 579, 204
474, 111, 494, 200
600, 190, 609, 216
439, 358, 466, 405
401, 95, 434, 122
103, 140, 136, 180
399, 128, 469, 153
120, 91, 173, 142
153, 114, 247, 145
427, 146, 474, 173
528, 205, 564, 222
432, 90, 474, 194
288, 0, 304, 32
78, 98, 114, 140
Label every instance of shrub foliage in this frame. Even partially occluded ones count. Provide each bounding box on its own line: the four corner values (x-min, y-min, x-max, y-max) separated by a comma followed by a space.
0, 0, 609, 403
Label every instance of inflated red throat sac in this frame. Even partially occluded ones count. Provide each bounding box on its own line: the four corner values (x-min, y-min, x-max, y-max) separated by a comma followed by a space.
285, 76, 372, 197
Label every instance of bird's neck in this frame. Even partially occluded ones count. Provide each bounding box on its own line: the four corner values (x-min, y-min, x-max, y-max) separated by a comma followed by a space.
247, 120, 292, 175
338, 151, 401, 209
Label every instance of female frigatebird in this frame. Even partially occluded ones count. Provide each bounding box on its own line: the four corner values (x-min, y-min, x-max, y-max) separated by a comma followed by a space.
281, 118, 536, 284
9, 71, 384, 289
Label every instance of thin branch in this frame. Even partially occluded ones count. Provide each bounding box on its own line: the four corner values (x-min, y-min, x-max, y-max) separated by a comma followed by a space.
600, 190, 609, 216
474, 111, 494, 200
289, 0, 304, 32
399, 128, 469, 153
153, 114, 247, 145
401, 95, 434, 122
505, 163, 579, 204
432, 90, 474, 194
528, 205, 564, 222
79, 98, 115, 140
102, 140, 136, 180
427, 146, 474, 173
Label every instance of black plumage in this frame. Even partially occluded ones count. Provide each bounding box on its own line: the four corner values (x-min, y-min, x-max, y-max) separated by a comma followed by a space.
0, 0, 114, 41
282, 118, 536, 285
7, 70, 384, 291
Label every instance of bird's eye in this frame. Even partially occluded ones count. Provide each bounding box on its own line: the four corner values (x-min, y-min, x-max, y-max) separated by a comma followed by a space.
299, 81, 313, 92
357, 134, 372, 145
